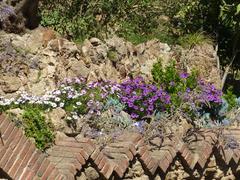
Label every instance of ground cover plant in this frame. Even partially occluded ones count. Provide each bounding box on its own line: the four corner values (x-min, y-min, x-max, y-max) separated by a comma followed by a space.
1, 61, 240, 149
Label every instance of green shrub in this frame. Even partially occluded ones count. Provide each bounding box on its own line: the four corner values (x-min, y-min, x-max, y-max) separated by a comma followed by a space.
178, 32, 213, 48
223, 86, 237, 111
22, 107, 54, 150
152, 59, 198, 108
40, 0, 166, 43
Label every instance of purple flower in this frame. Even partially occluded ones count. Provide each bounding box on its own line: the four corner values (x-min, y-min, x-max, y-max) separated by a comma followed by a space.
180, 72, 189, 79
131, 113, 139, 119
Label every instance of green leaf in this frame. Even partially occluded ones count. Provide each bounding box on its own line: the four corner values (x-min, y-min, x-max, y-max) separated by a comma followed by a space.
236, 4, 240, 15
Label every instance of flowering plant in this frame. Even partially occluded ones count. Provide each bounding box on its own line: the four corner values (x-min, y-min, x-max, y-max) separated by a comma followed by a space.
119, 77, 170, 119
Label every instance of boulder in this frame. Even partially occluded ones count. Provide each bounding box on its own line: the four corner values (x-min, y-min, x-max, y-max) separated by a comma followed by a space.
0, 76, 22, 93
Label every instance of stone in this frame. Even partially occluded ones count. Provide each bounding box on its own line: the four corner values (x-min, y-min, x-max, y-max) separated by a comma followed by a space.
84, 166, 100, 180
132, 175, 149, 180
6, 108, 24, 117
76, 172, 88, 180
125, 160, 144, 178
90, 38, 102, 46
28, 80, 47, 95
0, 76, 22, 93
67, 60, 89, 78
55, 131, 68, 142
48, 108, 67, 131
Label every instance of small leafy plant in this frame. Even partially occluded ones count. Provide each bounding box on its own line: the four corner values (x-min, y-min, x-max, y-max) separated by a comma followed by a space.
22, 107, 54, 150
223, 86, 237, 111
152, 60, 198, 109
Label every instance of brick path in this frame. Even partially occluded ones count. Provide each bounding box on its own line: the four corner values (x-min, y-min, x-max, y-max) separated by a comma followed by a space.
1, 113, 240, 179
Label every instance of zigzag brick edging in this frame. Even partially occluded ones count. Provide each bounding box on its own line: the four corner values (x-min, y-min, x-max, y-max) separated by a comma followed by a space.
1, 113, 240, 179
0, 114, 66, 180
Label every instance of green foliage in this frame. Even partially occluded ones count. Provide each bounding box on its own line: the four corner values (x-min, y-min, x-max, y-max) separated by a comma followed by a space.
223, 86, 237, 111
40, 0, 161, 42
152, 59, 198, 108
178, 32, 213, 49
107, 50, 118, 62
22, 107, 54, 150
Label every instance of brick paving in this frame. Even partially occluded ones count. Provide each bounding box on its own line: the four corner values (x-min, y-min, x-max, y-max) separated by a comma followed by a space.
1, 113, 240, 179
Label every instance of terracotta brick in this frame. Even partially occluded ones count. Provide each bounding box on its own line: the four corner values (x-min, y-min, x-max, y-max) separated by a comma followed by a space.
9, 129, 23, 150
78, 149, 89, 160
117, 133, 142, 144
179, 143, 188, 153
29, 154, 46, 177
224, 149, 233, 165
57, 163, 76, 174
61, 157, 82, 171
76, 152, 86, 165
110, 142, 136, 155
75, 137, 95, 147
197, 155, 207, 169
91, 148, 101, 160
48, 150, 77, 158
41, 163, 55, 180
160, 146, 176, 160
5, 142, 34, 175
27, 151, 42, 169
114, 164, 125, 177
1, 122, 14, 141
0, 148, 13, 169
141, 151, 151, 166
36, 159, 50, 178
138, 146, 148, 156
100, 162, 112, 179
11, 141, 32, 178
19, 167, 31, 180
104, 162, 115, 179
98, 156, 108, 170
51, 145, 84, 154
0, 146, 8, 162
94, 152, 104, 165
55, 141, 94, 156
162, 150, 173, 163
104, 147, 133, 160
0, 117, 11, 134
190, 154, 199, 170
0, 113, 7, 126
148, 159, 159, 175
56, 174, 67, 180
47, 156, 64, 164
232, 150, 239, 164
181, 147, 190, 158
111, 158, 129, 171
4, 127, 18, 146
185, 152, 193, 166
10, 132, 27, 157
159, 157, 170, 173
24, 170, 36, 180
136, 138, 145, 147
47, 168, 59, 180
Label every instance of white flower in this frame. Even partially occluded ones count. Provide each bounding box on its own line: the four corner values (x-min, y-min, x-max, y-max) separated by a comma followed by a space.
54, 97, 61, 102
76, 102, 82, 106
80, 90, 86, 95
59, 102, 64, 108
89, 110, 94, 114
51, 103, 57, 108
72, 115, 78, 120
66, 116, 72, 120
